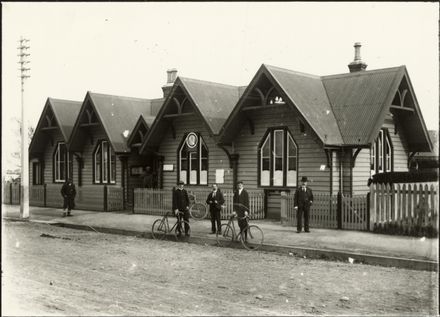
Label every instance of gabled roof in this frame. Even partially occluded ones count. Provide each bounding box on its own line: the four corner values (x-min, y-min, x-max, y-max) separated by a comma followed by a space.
69, 91, 159, 153
140, 76, 242, 152
264, 64, 343, 145
29, 98, 82, 154
179, 77, 243, 134
220, 64, 432, 151
322, 66, 405, 145
126, 114, 155, 147
220, 64, 343, 145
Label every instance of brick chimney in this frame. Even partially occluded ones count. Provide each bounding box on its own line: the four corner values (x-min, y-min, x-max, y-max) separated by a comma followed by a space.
348, 42, 367, 73
162, 68, 177, 98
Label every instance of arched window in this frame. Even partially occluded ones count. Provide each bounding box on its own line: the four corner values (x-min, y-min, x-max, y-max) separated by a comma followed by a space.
259, 128, 297, 187
178, 132, 208, 185
370, 129, 393, 175
53, 142, 68, 183
94, 140, 116, 184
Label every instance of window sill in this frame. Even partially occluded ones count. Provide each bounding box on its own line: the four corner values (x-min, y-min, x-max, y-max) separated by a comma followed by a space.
258, 186, 294, 191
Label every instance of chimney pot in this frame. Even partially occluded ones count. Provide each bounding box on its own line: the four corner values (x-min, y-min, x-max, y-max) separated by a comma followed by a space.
167, 68, 178, 84
348, 42, 367, 73
162, 68, 178, 98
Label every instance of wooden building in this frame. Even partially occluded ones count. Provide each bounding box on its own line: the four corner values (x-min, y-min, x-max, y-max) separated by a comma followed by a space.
29, 98, 82, 207
139, 76, 244, 191
67, 91, 162, 210
29, 44, 434, 217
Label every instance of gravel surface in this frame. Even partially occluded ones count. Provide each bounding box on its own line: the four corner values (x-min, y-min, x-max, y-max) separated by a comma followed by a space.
2, 221, 438, 316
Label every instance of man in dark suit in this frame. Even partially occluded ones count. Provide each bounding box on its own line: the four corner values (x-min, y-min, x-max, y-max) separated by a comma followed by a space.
294, 176, 314, 233
233, 181, 250, 239
172, 180, 190, 236
60, 177, 76, 217
206, 184, 225, 234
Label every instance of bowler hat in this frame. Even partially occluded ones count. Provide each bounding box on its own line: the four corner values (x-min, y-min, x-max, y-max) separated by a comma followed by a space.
177, 180, 184, 185
301, 176, 308, 182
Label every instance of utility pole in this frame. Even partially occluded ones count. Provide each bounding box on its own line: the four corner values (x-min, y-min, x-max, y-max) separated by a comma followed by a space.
18, 36, 30, 219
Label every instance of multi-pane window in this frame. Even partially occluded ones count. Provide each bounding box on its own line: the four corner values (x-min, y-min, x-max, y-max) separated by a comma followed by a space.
94, 140, 116, 184
54, 142, 68, 182
371, 129, 393, 175
178, 133, 208, 185
259, 128, 297, 187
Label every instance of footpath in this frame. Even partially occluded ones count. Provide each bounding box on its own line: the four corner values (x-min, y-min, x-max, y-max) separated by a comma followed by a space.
2, 204, 438, 271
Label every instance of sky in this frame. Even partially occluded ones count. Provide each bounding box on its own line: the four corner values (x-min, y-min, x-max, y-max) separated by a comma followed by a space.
2, 2, 439, 175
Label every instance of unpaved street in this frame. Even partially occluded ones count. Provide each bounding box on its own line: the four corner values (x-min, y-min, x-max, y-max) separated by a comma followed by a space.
2, 221, 438, 316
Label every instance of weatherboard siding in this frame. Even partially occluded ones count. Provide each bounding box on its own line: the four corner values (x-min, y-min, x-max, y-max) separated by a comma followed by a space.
41, 129, 65, 184
233, 106, 331, 193
383, 116, 409, 172
157, 114, 232, 191
352, 148, 371, 195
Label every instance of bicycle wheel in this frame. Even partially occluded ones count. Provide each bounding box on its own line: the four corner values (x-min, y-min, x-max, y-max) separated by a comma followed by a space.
216, 224, 234, 247
190, 203, 207, 220
174, 220, 191, 241
240, 225, 264, 251
151, 219, 167, 240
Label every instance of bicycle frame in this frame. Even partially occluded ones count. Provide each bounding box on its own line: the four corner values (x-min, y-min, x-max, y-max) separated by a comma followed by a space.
152, 211, 190, 240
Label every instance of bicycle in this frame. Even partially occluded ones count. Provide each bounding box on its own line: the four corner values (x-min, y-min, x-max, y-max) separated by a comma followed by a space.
151, 211, 191, 241
216, 213, 264, 251
188, 193, 208, 220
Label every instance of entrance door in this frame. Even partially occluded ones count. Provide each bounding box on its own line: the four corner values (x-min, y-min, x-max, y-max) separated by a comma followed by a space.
265, 190, 281, 220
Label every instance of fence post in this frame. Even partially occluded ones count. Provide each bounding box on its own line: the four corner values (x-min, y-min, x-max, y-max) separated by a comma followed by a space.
337, 191, 342, 229
44, 184, 47, 207
104, 185, 108, 212
369, 184, 376, 231
10, 183, 13, 205
132, 188, 135, 213
366, 191, 370, 231
280, 191, 287, 225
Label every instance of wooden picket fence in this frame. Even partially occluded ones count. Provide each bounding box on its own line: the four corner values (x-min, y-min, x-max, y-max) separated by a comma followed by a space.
133, 188, 265, 220
284, 193, 369, 230
341, 195, 369, 230
370, 183, 439, 236
3, 181, 20, 205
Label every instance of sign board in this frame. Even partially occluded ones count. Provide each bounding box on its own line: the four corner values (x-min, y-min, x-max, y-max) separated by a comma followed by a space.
130, 166, 144, 176
215, 169, 224, 184
163, 164, 174, 171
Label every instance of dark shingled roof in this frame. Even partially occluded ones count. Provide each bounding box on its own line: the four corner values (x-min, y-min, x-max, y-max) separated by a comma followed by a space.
49, 98, 83, 141
29, 98, 82, 155
265, 64, 343, 145
140, 77, 242, 152
220, 64, 431, 151
179, 77, 242, 134
88, 92, 154, 152
322, 66, 404, 145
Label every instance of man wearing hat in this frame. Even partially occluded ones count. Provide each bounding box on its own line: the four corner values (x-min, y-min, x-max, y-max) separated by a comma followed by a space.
294, 176, 314, 233
60, 177, 76, 217
172, 180, 190, 236
233, 181, 250, 239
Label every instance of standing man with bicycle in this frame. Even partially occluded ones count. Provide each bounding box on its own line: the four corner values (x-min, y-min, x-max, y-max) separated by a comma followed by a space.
206, 184, 225, 234
172, 180, 190, 237
233, 181, 250, 240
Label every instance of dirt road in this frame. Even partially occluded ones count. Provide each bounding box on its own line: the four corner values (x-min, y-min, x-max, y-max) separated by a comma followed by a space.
2, 221, 438, 316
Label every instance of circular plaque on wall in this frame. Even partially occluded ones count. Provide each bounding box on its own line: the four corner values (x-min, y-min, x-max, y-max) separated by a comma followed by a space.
186, 132, 198, 148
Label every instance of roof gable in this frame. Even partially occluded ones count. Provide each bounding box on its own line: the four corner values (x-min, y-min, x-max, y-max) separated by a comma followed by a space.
220, 64, 343, 145
69, 92, 155, 153
322, 66, 405, 145
29, 98, 81, 155
265, 64, 343, 145
140, 77, 242, 153
127, 115, 154, 148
